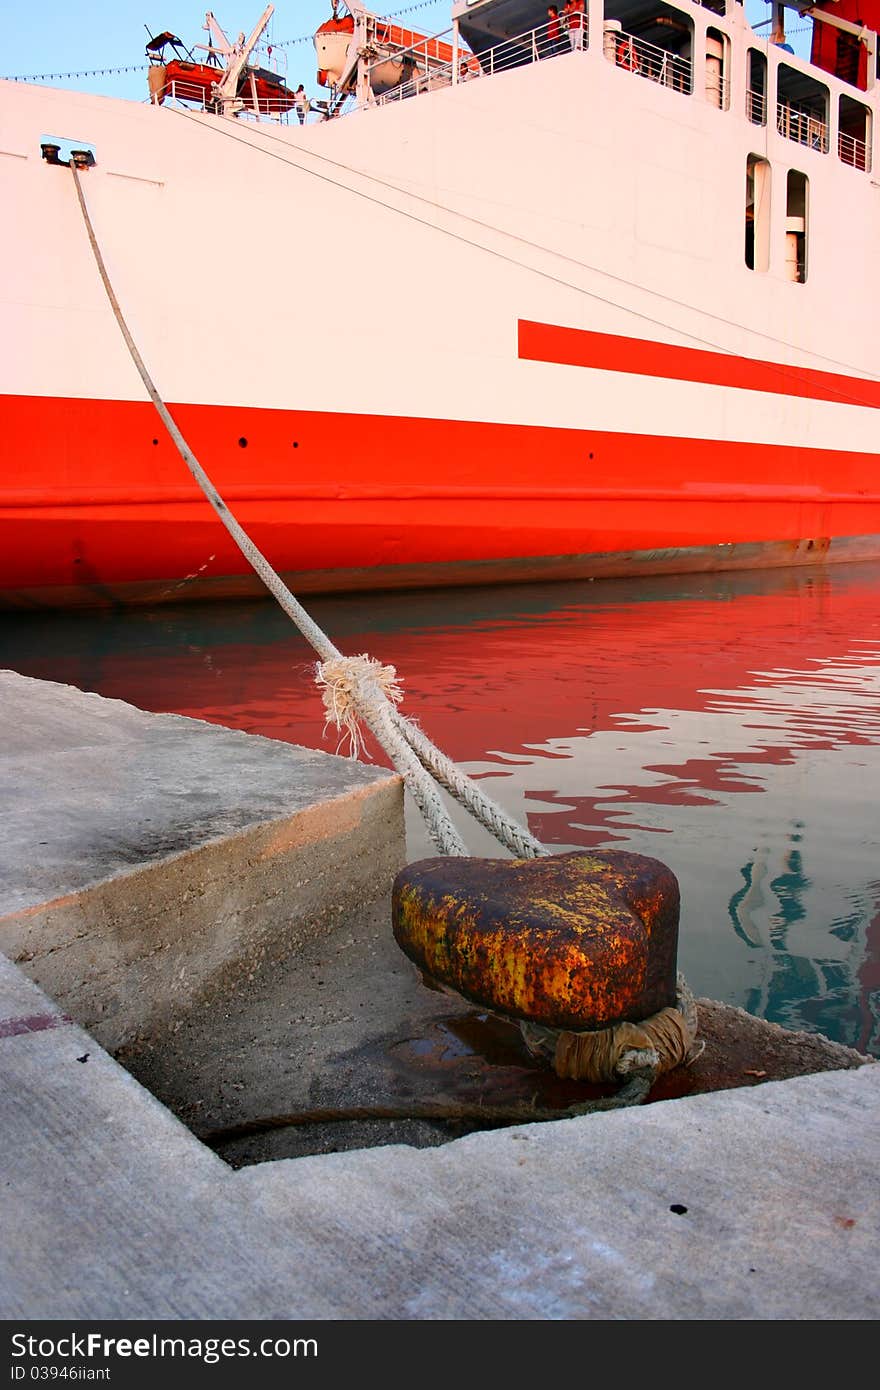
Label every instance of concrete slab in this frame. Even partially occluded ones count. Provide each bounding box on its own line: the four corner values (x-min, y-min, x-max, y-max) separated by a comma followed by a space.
1, 950, 876, 1321
1, 671, 876, 1322
0, 956, 341, 1321
0, 670, 404, 1050
236, 1062, 880, 1320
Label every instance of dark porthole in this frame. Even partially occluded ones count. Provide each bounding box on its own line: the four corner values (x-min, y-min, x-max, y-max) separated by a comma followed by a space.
238, 437, 248, 448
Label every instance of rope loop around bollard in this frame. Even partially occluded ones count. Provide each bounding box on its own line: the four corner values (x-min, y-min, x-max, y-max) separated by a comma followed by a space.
520, 973, 704, 1085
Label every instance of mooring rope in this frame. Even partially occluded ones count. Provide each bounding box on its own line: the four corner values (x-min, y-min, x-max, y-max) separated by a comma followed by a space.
68, 158, 548, 861
195, 1073, 658, 1148
313, 655, 546, 858
69, 159, 699, 1112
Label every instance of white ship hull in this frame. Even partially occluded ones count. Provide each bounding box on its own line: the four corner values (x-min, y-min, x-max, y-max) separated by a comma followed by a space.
2, 0, 878, 606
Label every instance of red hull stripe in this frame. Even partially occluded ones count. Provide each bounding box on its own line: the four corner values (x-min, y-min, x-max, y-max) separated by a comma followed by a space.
3, 393, 879, 598
518, 320, 880, 410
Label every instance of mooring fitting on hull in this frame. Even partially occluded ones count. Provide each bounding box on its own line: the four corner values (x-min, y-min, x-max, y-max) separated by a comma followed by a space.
69, 148, 95, 170
40, 143, 62, 164
391, 849, 701, 1088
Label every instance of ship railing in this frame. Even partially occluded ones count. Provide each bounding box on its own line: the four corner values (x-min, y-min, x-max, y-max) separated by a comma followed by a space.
372, 16, 590, 108
367, 23, 450, 104
151, 77, 341, 124
316, 91, 359, 121
151, 78, 215, 108
376, 59, 455, 104
237, 91, 358, 123
838, 129, 871, 172
471, 17, 591, 77
776, 98, 829, 153
746, 88, 766, 125
605, 29, 693, 95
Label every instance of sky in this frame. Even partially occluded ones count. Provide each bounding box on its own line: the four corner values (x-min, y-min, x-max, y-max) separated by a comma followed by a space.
0, 2, 455, 99
2, 0, 807, 101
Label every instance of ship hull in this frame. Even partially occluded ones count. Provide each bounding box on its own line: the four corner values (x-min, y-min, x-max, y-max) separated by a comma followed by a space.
6, 537, 880, 611
3, 11, 879, 608
4, 392, 879, 607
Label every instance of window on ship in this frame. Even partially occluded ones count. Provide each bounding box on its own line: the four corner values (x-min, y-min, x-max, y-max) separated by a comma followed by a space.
838, 93, 872, 172
834, 29, 862, 87
705, 26, 730, 109
776, 63, 829, 154
785, 169, 808, 283
745, 154, 771, 272
747, 47, 767, 125
602, 2, 695, 93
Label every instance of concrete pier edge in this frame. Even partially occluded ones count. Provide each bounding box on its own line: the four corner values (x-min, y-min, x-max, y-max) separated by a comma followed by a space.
1, 671, 877, 1320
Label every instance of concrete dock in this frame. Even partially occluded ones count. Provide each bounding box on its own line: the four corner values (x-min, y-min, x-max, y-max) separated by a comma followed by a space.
1, 670, 877, 1320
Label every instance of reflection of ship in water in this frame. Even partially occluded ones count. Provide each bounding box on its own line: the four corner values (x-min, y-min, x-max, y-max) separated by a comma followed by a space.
729, 838, 880, 1057
485, 631, 880, 1055
1, 562, 878, 1054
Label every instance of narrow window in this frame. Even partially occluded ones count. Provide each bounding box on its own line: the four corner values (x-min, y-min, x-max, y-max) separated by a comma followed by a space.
839, 94, 872, 171
785, 170, 808, 283
835, 30, 861, 86
747, 48, 767, 125
777, 63, 829, 153
745, 155, 771, 271
706, 28, 729, 109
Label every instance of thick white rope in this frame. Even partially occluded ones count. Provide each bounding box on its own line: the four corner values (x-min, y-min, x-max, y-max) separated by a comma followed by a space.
315, 662, 547, 857
69, 161, 535, 859
389, 709, 549, 859
316, 654, 404, 760
70, 160, 700, 1106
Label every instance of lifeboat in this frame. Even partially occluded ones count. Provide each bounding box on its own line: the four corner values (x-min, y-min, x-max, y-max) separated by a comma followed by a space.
145, 11, 297, 115
153, 59, 296, 113
314, 1, 478, 98
315, 12, 355, 88
314, 8, 408, 94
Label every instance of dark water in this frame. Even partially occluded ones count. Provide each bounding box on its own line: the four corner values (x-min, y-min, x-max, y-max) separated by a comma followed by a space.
3, 561, 879, 1058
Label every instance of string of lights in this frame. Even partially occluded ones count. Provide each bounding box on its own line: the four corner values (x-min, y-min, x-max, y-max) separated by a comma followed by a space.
3, 63, 149, 82
2, 1, 447, 79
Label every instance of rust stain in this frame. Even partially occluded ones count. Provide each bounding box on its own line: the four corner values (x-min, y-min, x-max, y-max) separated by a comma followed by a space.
392, 849, 679, 1031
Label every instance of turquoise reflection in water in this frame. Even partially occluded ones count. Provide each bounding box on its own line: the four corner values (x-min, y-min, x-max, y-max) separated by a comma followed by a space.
2, 563, 878, 1056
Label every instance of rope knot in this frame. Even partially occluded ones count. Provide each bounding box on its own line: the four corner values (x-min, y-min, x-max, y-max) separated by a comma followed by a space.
315, 653, 404, 758
521, 974, 704, 1088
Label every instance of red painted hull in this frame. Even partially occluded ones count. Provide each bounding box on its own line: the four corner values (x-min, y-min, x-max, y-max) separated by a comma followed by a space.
4, 390, 880, 607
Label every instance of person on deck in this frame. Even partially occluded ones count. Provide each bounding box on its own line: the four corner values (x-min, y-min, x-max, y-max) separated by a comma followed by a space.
543, 7, 565, 58
563, 0, 585, 52
294, 83, 310, 124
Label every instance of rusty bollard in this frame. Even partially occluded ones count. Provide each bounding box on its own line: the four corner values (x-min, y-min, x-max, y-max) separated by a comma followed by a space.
392, 849, 680, 1033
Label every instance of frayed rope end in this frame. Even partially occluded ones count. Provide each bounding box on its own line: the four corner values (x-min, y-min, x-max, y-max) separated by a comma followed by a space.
315, 653, 404, 759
